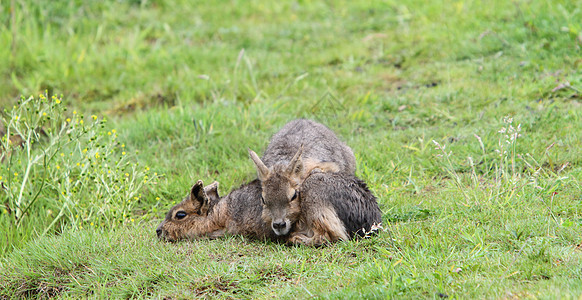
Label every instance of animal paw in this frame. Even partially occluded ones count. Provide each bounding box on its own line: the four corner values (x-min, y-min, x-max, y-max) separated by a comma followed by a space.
288, 233, 313, 246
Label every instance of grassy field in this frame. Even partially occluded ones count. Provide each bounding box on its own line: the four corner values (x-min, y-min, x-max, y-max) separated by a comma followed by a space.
1, 0, 582, 298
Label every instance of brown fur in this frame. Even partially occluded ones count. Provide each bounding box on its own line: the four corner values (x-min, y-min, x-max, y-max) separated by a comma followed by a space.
250, 150, 329, 236
156, 180, 279, 242
157, 172, 382, 246
297, 172, 383, 242
156, 181, 228, 241
248, 119, 356, 236
157, 119, 379, 245
289, 205, 349, 246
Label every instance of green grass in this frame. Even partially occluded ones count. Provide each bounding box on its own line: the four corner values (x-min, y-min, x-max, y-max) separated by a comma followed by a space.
1, 223, 580, 298
1, 0, 582, 298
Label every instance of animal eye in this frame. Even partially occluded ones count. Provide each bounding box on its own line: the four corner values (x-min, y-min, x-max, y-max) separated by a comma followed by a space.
175, 211, 187, 220
260, 195, 265, 205
291, 191, 298, 200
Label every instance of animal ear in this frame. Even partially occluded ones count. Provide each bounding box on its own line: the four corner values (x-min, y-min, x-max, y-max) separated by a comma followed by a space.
285, 145, 304, 181
190, 180, 210, 215
204, 181, 220, 205
248, 149, 270, 181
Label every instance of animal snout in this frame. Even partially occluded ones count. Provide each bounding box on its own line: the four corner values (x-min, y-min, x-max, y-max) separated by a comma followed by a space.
272, 221, 286, 231
156, 228, 163, 238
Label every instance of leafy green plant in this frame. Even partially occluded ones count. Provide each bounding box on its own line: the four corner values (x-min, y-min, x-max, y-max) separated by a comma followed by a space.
0, 93, 158, 237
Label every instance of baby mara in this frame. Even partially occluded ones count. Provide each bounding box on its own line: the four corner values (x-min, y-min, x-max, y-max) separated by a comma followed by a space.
156, 179, 280, 242
248, 119, 356, 236
156, 172, 382, 246
157, 119, 382, 246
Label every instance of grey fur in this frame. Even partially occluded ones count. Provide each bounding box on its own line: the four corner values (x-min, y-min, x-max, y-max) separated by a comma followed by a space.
299, 172, 383, 239
248, 119, 357, 236
157, 173, 382, 245
156, 180, 282, 242
261, 119, 356, 173
221, 180, 282, 240
157, 119, 379, 244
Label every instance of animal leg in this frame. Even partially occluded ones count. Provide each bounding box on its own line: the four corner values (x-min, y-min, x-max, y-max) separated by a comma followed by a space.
289, 206, 348, 246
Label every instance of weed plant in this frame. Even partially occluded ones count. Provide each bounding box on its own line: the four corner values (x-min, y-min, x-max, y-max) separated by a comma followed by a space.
0, 93, 158, 255
432, 116, 576, 207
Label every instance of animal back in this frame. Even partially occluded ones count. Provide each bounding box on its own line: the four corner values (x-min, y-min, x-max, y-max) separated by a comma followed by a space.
262, 119, 356, 174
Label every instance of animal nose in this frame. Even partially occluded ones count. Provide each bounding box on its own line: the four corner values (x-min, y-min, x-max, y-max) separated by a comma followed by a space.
156, 228, 162, 238
272, 221, 286, 230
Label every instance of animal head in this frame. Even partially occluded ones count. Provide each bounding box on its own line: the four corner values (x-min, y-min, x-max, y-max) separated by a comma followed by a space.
248, 146, 304, 236
156, 180, 221, 242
